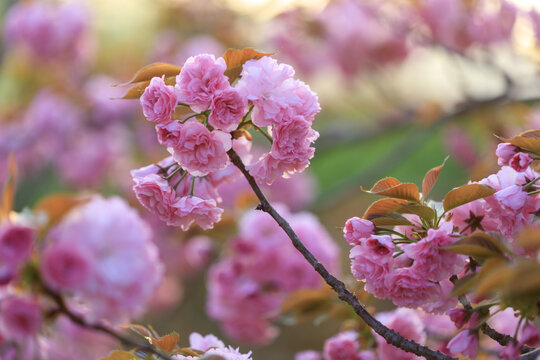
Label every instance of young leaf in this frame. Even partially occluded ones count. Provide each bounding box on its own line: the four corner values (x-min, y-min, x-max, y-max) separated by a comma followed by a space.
34, 193, 89, 227
100, 350, 141, 360
120, 76, 176, 99
150, 332, 180, 353
442, 184, 496, 212
421, 157, 448, 198
118, 63, 181, 86
222, 48, 276, 83
443, 232, 509, 258
363, 198, 409, 220
362, 177, 420, 202
498, 129, 540, 154
0, 154, 17, 220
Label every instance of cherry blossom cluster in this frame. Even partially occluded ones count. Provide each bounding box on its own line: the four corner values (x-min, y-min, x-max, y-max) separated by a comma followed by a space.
420, 0, 517, 52
206, 205, 340, 345
272, 0, 409, 77
345, 155, 540, 312
0, 196, 163, 359
343, 140, 540, 358
133, 53, 320, 230
3, 1, 91, 63
272, 0, 539, 78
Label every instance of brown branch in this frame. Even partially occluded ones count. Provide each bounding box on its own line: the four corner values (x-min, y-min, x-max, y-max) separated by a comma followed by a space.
228, 149, 456, 360
43, 287, 172, 360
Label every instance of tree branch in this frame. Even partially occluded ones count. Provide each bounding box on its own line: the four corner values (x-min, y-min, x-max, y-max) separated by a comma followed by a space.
43, 287, 173, 360
228, 149, 456, 360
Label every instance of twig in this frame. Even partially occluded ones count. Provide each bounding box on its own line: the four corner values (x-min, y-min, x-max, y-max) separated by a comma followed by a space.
228, 149, 456, 360
43, 287, 173, 360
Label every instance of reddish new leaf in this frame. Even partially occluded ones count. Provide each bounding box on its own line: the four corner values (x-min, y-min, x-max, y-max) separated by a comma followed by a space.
421, 157, 448, 198
118, 62, 181, 86
222, 48, 276, 83
0, 154, 16, 220
363, 198, 409, 220
363, 177, 420, 202
120, 76, 176, 99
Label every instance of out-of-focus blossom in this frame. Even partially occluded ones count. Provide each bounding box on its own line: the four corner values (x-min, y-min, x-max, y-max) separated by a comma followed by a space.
40, 196, 163, 323
207, 206, 339, 344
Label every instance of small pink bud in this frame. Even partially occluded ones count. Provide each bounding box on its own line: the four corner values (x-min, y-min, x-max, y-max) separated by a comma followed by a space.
496, 143, 518, 166
510, 152, 533, 172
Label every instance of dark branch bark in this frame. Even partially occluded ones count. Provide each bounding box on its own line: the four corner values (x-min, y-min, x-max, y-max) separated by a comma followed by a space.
228, 149, 457, 360
43, 287, 172, 360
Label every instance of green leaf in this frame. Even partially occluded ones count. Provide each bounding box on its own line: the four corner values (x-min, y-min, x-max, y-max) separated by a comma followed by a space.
442, 184, 496, 212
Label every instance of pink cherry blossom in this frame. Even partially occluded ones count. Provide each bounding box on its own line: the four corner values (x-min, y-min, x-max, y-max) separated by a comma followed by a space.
447, 308, 468, 329
170, 120, 232, 176
497, 143, 518, 166
209, 88, 247, 132
156, 121, 182, 147
450, 198, 499, 234
0, 296, 42, 341
295, 351, 322, 360
132, 173, 180, 226
403, 222, 465, 282
385, 267, 440, 308
41, 243, 91, 290
188, 332, 225, 351
344, 217, 375, 245
510, 152, 533, 172
447, 330, 479, 358
173, 196, 223, 231
140, 76, 178, 124
207, 206, 339, 344
500, 342, 520, 360
174, 332, 253, 360
235, 56, 295, 127
375, 308, 426, 360
0, 224, 35, 266
175, 54, 230, 112
270, 114, 318, 168
521, 323, 540, 347
43, 196, 163, 323
323, 331, 360, 360
349, 235, 394, 299
479, 166, 540, 237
